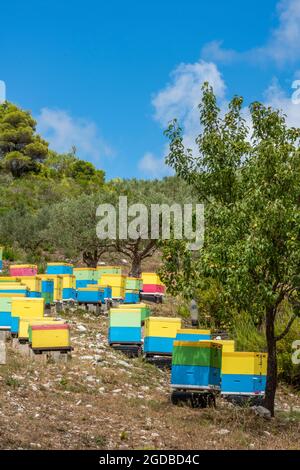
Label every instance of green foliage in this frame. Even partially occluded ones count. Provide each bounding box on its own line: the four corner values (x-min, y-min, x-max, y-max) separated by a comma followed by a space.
0, 102, 48, 177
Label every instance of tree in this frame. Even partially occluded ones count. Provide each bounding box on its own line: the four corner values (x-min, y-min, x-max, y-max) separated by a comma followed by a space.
110, 178, 193, 277
160, 82, 300, 416
0, 102, 49, 177
45, 193, 112, 267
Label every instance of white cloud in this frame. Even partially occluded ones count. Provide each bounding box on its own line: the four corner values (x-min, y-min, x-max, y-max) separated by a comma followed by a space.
264, 78, 300, 127
37, 108, 113, 164
201, 0, 300, 66
151, 60, 226, 155
138, 152, 173, 178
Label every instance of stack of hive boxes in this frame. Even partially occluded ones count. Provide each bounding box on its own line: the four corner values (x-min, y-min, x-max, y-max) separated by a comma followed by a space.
171, 340, 222, 391
0, 293, 26, 332
39, 275, 63, 302
221, 351, 267, 396
11, 297, 71, 350
124, 277, 142, 303
46, 263, 76, 300
16, 276, 42, 298
108, 307, 144, 345
99, 273, 126, 300
143, 317, 182, 356
141, 273, 165, 300
74, 268, 107, 304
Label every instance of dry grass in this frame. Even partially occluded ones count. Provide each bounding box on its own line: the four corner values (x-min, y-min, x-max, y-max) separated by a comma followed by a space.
0, 307, 299, 450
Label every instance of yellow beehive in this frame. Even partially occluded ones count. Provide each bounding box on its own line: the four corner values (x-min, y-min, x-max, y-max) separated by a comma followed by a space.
60, 275, 76, 289
11, 298, 45, 320
213, 339, 235, 352
38, 275, 63, 301
16, 276, 42, 292
222, 352, 268, 375
111, 286, 125, 298
98, 274, 126, 288
30, 323, 71, 349
141, 272, 163, 285
144, 316, 182, 338
19, 317, 45, 339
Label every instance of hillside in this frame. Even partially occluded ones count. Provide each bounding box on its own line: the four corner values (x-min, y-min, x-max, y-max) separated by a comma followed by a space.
1, 307, 300, 450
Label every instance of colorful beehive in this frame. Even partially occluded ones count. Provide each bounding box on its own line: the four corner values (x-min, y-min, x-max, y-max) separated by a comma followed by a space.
97, 266, 122, 276
99, 274, 126, 299
39, 275, 63, 302
108, 308, 142, 344
125, 277, 143, 290
144, 317, 182, 355
77, 286, 104, 304
11, 297, 45, 321
176, 329, 211, 341
19, 317, 64, 341
41, 279, 54, 305
0, 294, 23, 330
214, 339, 235, 352
46, 262, 73, 275
221, 352, 267, 396
124, 290, 140, 303
171, 341, 222, 390
117, 303, 150, 322
9, 264, 38, 276
29, 323, 71, 349
141, 272, 165, 295
0, 283, 29, 296
60, 275, 76, 300
17, 276, 42, 298
74, 268, 98, 288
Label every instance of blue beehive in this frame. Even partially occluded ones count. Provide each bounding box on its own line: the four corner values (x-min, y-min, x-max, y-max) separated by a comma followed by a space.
124, 292, 140, 303
46, 263, 73, 275
171, 341, 222, 391
62, 288, 76, 300
108, 326, 142, 343
221, 352, 267, 396
76, 287, 104, 303
0, 312, 12, 329
176, 329, 211, 342
28, 291, 42, 298
144, 336, 175, 354
76, 279, 97, 289
10, 316, 20, 334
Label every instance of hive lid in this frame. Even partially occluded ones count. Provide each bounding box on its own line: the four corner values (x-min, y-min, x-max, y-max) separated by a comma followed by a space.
177, 328, 211, 335
173, 340, 222, 349
145, 316, 181, 323
47, 262, 73, 267
30, 323, 70, 330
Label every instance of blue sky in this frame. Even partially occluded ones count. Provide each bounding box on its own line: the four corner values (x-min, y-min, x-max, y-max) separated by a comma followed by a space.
1, 0, 300, 179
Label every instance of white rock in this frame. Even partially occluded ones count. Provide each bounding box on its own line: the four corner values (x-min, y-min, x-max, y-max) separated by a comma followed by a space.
216, 429, 230, 435
77, 324, 87, 332
252, 406, 272, 420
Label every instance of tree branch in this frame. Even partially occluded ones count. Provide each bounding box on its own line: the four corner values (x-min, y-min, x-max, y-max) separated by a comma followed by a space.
275, 313, 298, 342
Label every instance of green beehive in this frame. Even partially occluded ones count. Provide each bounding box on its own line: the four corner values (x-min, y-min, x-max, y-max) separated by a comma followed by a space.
125, 277, 143, 290
109, 309, 142, 327
73, 268, 97, 281
172, 341, 222, 369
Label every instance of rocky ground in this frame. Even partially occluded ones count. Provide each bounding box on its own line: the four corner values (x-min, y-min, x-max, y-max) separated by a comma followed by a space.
0, 307, 299, 450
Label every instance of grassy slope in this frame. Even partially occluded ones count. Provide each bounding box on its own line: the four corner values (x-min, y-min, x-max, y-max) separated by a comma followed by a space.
0, 307, 299, 450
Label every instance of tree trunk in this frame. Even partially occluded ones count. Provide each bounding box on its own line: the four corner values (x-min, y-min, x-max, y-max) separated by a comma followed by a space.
129, 255, 142, 278
83, 250, 99, 268
264, 305, 277, 417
